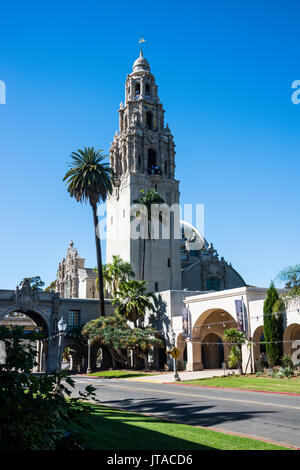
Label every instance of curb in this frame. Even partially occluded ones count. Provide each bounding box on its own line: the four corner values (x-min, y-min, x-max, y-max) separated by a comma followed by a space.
162, 382, 300, 397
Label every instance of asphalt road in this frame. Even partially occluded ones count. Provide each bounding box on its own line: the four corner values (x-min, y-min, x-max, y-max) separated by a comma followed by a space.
68, 376, 300, 448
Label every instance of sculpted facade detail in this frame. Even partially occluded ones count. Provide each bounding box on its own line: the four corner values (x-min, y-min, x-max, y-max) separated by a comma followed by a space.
56, 242, 97, 299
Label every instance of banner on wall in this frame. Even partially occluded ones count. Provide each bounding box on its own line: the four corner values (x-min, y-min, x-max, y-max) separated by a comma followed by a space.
182, 306, 192, 339
234, 299, 245, 332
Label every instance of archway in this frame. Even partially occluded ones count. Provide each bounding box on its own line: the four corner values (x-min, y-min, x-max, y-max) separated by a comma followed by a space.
190, 308, 237, 370
0, 308, 50, 372
252, 325, 267, 370
147, 149, 156, 170
90, 343, 112, 371
201, 333, 224, 369
283, 323, 300, 355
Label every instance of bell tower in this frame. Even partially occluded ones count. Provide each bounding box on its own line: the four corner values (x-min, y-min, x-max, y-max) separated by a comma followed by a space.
106, 50, 182, 292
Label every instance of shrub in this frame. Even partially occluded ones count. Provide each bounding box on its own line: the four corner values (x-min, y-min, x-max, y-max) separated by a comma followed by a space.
0, 326, 97, 450
281, 354, 294, 370
278, 366, 294, 378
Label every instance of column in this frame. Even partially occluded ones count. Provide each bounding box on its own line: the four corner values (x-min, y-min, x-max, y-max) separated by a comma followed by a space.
186, 339, 203, 371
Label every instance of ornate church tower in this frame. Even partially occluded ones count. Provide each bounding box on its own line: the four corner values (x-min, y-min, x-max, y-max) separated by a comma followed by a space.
106, 50, 182, 292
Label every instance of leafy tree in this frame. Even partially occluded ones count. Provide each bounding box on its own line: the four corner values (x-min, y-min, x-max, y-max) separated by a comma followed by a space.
45, 280, 56, 292
263, 282, 284, 367
113, 280, 155, 327
133, 189, 164, 280
0, 326, 97, 450
223, 328, 246, 371
97, 255, 135, 297
277, 264, 300, 297
19, 276, 45, 291
82, 315, 163, 369
63, 147, 117, 316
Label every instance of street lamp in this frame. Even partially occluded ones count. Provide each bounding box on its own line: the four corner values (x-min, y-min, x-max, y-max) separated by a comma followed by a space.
171, 330, 181, 382
87, 338, 92, 374
57, 316, 67, 373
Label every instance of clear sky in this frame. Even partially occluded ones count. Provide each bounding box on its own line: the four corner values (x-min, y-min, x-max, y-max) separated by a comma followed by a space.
0, 0, 299, 290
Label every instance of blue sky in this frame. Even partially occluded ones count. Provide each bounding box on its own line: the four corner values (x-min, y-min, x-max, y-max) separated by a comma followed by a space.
0, 0, 299, 290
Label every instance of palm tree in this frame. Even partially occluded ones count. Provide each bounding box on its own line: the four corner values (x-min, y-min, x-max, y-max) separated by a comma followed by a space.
113, 280, 154, 327
134, 189, 164, 280
103, 255, 135, 296
63, 147, 116, 316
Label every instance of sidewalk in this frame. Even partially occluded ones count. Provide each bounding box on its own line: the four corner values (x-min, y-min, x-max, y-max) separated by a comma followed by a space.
127, 369, 239, 383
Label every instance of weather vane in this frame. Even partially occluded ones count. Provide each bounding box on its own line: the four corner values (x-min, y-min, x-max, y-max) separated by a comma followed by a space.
138, 35, 146, 55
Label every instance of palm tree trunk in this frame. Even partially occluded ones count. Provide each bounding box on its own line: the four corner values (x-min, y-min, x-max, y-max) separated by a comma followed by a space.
92, 203, 105, 316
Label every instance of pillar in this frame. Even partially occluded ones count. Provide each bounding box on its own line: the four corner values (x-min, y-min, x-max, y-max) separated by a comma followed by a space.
242, 341, 253, 373
186, 339, 204, 371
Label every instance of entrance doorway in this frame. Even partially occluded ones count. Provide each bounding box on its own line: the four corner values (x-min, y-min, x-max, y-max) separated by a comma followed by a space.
201, 333, 224, 369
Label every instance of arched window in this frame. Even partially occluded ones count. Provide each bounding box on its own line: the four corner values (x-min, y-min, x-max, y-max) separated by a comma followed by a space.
146, 111, 153, 129
135, 82, 140, 96
147, 149, 156, 170
145, 83, 151, 96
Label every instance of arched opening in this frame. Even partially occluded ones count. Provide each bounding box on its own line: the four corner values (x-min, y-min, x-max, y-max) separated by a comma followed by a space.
145, 83, 151, 97
61, 342, 82, 372
147, 148, 156, 171
201, 333, 224, 369
146, 111, 153, 130
90, 343, 113, 371
191, 308, 237, 370
135, 82, 140, 96
283, 323, 300, 356
252, 325, 268, 370
0, 309, 50, 372
158, 338, 167, 370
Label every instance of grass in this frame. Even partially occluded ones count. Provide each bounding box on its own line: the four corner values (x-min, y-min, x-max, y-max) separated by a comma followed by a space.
74, 404, 290, 450
87, 369, 153, 379
180, 375, 300, 393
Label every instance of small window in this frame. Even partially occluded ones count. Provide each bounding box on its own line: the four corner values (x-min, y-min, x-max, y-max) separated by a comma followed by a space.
69, 310, 80, 327
205, 278, 220, 291
135, 82, 140, 96
155, 184, 157, 191
123, 209, 125, 218
155, 282, 159, 291
145, 83, 151, 96
164, 160, 168, 175
168, 258, 171, 267
137, 155, 141, 169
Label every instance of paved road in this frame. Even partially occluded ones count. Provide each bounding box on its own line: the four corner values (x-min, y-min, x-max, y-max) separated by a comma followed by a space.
68, 376, 300, 448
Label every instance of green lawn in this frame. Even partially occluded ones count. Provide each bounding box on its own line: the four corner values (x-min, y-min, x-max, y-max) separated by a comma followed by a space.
180, 375, 300, 394
74, 404, 290, 450
87, 369, 152, 379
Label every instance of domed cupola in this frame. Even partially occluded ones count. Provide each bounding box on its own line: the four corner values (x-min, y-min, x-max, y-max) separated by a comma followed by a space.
132, 49, 150, 73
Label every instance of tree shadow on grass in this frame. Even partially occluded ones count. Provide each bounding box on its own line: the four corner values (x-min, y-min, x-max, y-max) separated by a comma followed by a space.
78, 406, 215, 450
77, 404, 279, 451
